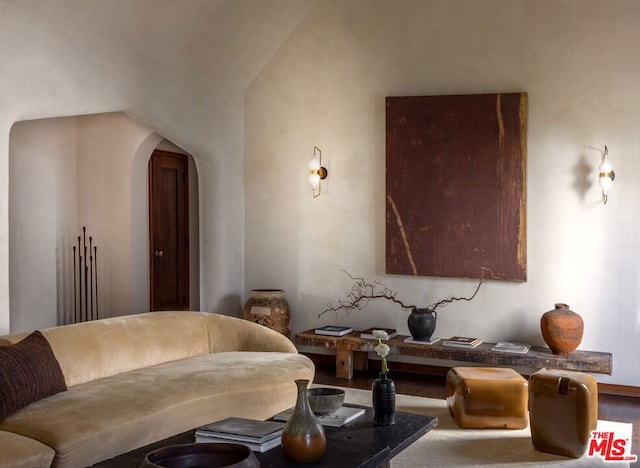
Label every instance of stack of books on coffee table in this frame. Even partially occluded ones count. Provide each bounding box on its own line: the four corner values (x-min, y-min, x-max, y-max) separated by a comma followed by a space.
195, 417, 285, 452
273, 404, 366, 428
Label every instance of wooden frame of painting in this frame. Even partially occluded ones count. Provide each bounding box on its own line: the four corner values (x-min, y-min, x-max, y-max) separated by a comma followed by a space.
385, 93, 527, 281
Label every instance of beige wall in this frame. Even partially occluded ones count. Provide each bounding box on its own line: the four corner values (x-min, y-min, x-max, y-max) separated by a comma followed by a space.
75, 113, 155, 321
245, 0, 640, 386
9, 118, 77, 331
2, 0, 639, 386
9, 114, 201, 332
0, 0, 302, 332
0, 0, 137, 333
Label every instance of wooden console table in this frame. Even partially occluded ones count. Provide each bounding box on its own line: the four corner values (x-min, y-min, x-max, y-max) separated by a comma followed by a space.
296, 330, 612, 379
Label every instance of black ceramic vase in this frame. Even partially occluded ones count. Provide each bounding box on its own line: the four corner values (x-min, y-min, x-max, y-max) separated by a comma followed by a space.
372, 373, 396, 426
407, 308, 437, 341
281, 379, 326, 464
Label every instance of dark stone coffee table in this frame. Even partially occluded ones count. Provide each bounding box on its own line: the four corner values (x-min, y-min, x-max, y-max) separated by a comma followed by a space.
93, 406, 437, 468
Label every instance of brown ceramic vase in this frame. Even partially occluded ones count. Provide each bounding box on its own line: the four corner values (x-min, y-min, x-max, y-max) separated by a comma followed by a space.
242, 289, 291, 338
540, 303, 584, 355
281, 379, 326, 464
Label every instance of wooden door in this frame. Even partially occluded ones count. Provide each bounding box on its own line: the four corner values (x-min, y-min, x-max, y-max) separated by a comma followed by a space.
149, 150, 189, 311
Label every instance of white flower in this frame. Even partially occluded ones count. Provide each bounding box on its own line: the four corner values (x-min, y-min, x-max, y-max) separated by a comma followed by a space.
375, 343, 390, 358
372, 329, 389, 340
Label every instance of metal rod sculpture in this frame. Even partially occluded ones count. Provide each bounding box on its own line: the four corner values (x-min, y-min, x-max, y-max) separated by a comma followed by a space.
73, 246, 77, 323
83, 227, 88, 320
72, 227, 99, 322
94, 245, 99, 320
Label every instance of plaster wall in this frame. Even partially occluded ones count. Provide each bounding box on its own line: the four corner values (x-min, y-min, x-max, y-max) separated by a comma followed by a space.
245, 0, 640, 385
9, 114, 201, 333
0, 0, 139, 333
9, 114, 152, 332
0, 0, 311, 332
75, 112, 156, 321
9, 118, 77, 331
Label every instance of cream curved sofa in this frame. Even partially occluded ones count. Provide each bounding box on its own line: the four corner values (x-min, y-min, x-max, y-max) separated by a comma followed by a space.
0, 311, 315, 468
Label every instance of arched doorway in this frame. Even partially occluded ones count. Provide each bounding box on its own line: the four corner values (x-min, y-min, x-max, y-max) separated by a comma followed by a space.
148, 149, 190, 311
131, 136, 200, 314
8, 113, 200, 333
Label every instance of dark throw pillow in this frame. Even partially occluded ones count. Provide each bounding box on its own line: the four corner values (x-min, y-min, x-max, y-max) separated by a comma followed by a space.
0, 330, 67, 421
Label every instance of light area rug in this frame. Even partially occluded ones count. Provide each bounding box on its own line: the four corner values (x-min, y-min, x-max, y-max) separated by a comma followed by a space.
317, 385, 632, 467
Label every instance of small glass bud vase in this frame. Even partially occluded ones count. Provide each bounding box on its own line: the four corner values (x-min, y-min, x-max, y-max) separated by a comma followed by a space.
372, 373, 396, 426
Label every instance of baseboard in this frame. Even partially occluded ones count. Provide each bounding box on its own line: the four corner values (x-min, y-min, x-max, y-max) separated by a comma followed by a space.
303, 352, 640, 397
598, 383, 640, 397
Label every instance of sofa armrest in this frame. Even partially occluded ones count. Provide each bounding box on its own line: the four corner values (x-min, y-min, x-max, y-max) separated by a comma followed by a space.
0, 431, 55, 468
202, 313, 297, 353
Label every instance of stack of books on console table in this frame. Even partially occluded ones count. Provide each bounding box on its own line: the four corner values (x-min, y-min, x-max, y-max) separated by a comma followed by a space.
404, 336, 441, 345
314, 325, 354, 336
360, 327, 397, 340
195, 417, 285, 452
490, 342, 531, 354
442, 336, 483, 348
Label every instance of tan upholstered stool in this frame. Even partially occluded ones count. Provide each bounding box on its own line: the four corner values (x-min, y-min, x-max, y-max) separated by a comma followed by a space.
529, 368, 598, 458
446, 367, 529, 429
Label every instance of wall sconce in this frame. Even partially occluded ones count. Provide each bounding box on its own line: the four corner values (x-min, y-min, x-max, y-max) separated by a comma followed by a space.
309, 146, 328, 198
598, 145, 615, 204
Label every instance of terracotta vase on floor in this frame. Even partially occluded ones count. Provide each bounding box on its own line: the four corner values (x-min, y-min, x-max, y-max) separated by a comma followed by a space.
540, 303, 584, 355
242, 289, 291, 338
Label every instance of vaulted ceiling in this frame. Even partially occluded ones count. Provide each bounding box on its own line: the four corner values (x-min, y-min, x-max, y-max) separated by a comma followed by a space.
5, 0, 317, 93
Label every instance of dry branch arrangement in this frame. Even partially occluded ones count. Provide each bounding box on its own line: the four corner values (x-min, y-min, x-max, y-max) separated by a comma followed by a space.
319, 268, 490, 318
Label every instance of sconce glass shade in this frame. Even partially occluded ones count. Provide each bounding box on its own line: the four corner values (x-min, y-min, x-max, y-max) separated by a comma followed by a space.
309, 173, 321, 191
309, 146, 327, 198
309, 156, 321, 189
598, 146, 615, 204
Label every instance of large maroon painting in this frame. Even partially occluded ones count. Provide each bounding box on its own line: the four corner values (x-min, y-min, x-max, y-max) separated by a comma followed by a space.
386, 93, 527, 281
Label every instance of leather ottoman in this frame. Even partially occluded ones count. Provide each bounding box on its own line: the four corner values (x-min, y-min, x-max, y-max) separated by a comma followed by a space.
446, 367, 529, 429
528, 368, 598, 457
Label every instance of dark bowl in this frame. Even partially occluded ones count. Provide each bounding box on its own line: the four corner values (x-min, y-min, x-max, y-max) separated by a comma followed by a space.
141, 443, 259, 468
308, 387, 346, 415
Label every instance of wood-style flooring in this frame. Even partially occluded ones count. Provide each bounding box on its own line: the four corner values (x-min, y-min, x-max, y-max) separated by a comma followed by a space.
312, 360, 640, 466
